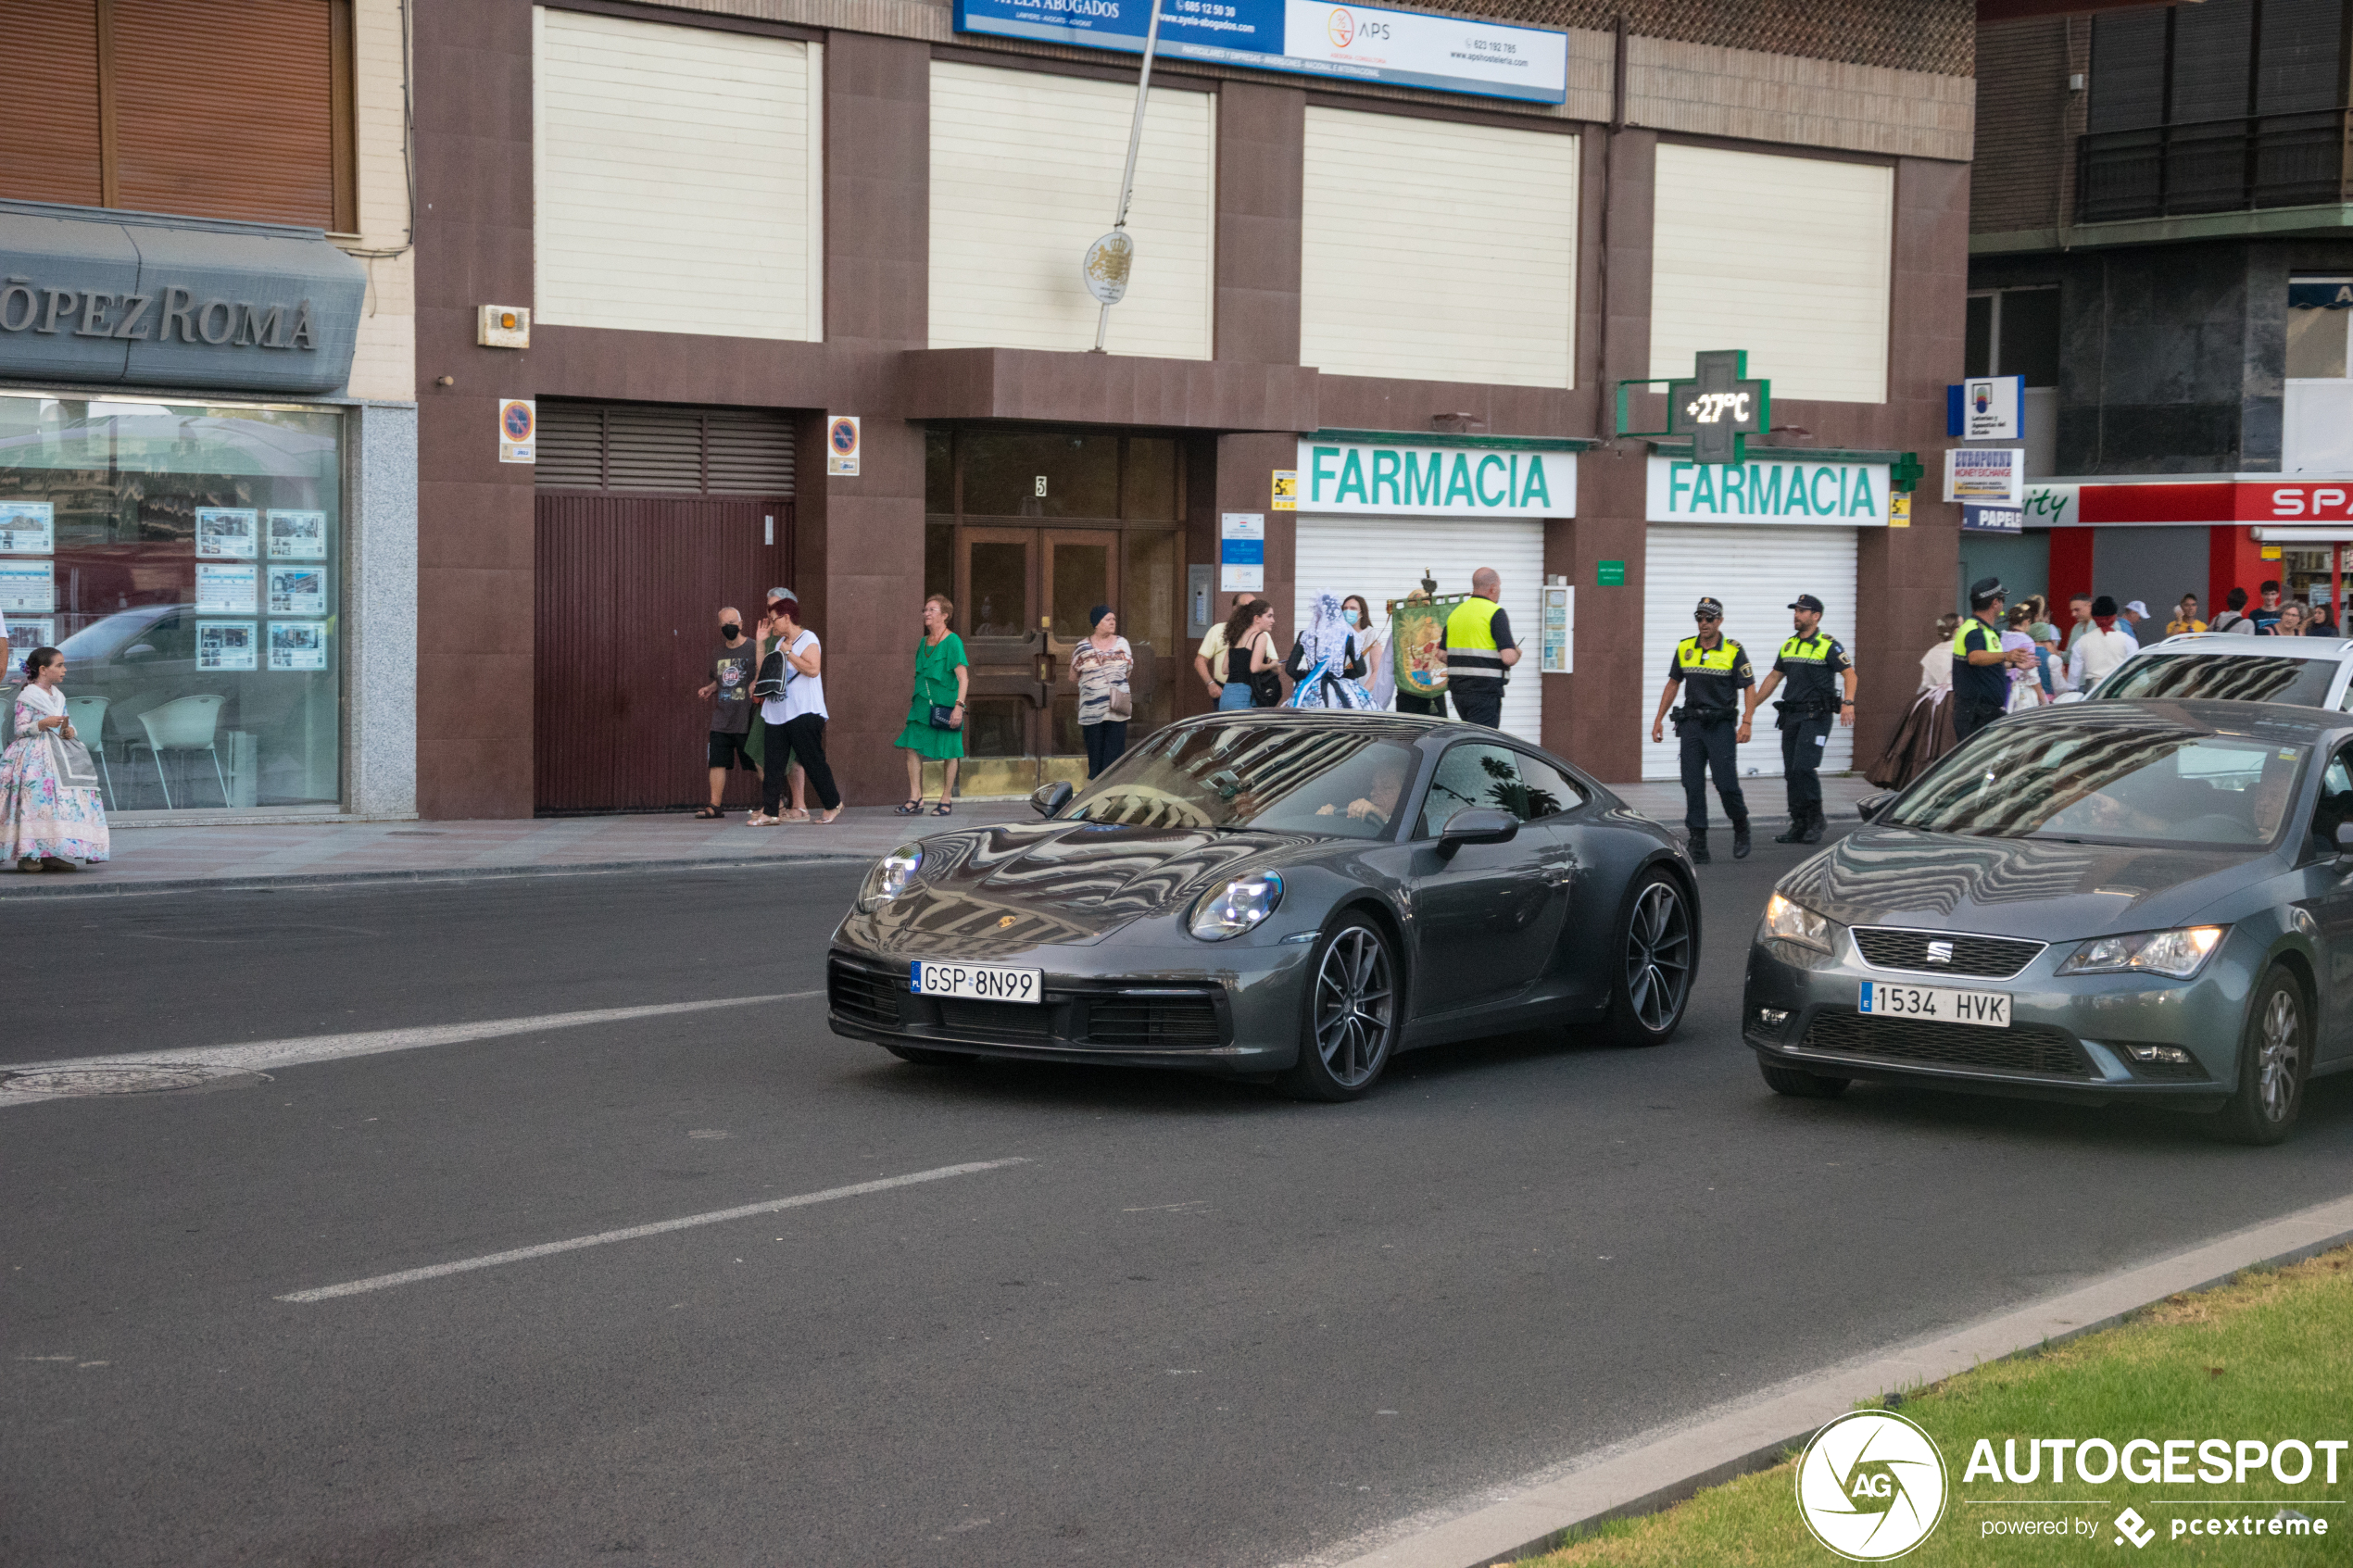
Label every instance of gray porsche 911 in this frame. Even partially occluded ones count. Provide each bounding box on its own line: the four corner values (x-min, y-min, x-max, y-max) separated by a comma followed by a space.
827, 710, 1698, 1099
1744, 698, 2353, 1144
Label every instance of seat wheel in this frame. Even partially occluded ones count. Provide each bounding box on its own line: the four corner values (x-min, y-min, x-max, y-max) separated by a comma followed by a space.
2214, 967, 2308, 1146
1605, 871, 1697, 1047
1280, 916, 1399, 1102
1759, 1060, 1849, 1098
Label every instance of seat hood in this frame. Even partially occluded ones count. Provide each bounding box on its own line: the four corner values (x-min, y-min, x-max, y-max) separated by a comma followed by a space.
856, 821, 1318, 957
1779, 826, 2272, 939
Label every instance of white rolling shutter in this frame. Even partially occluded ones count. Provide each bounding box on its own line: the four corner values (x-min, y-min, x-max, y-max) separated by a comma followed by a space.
1641, 524, 1857, 783
1301, 108, 1577, 388
1295, 515, 1545, 743
534, 7, 823, 341
928, 62, 1214, 359
1651, 144, 1891, 404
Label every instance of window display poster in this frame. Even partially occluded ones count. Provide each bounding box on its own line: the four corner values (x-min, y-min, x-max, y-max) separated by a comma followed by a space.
198, 620, 258, 671
0, 559, 55, 614
268, 509, 327, 559
267, 565, 327, 617
269, 620, 329, 671
196, 507, 259, 558
0, 501, 54, 555
196, 561, 258, 613
6, 618, 54, 672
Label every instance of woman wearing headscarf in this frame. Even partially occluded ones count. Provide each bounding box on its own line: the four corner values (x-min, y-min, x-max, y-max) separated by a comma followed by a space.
1285, 591, 1374, 709
1343, 595, 1393, 710
1070, 604, 1134, 778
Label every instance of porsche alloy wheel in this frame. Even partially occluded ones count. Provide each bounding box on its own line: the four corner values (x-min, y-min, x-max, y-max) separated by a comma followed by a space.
1607, 872, 1695, 1046
1284, 917, 1398, 1101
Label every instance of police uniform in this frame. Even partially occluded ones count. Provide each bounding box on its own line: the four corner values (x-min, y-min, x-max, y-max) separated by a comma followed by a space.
1951, 578, 2012, 742
1769, 619, 1853, 835
1665, 609, 1754, 851
1442, 595, 1516, 728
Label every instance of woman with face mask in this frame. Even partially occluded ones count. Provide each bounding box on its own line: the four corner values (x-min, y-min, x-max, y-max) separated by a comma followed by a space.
1343, 595, 1392, 710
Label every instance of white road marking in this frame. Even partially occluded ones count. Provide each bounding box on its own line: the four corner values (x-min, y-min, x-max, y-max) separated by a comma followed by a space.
276, 1159, 1029, 1303
0, 992, 820, 1106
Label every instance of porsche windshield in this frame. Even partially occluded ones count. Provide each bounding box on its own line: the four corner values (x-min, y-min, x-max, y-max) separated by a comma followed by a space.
1888, 723, 2307, 847
2096, 652, 2338, 706
1063, 724, 1421, 838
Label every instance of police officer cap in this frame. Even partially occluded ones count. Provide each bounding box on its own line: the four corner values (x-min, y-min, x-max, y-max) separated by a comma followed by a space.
1693, 596, 1724, 620
1787, 593, 1824, 613
1969, 576, 2006, 608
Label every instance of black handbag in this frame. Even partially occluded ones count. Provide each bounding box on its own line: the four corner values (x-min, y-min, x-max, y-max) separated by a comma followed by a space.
928, 703, 962, 730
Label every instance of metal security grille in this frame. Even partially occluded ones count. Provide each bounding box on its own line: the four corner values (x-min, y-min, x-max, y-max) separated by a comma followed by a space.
1851, 928, 2046, 980
535, 401, 797, 496
1802, 1011, 2095, 1079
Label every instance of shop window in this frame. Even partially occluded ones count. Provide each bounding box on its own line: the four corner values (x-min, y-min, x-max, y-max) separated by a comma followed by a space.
961, 433, 1123, 521
1122, 438, 1179, 521
0, 0, 356, 232
925, 429, 954, 515
2285, 277, 2353, 474
924, 524, 955, 608
0, 393, 343, 811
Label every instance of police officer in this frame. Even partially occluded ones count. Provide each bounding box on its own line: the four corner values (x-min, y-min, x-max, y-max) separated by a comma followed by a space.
1952, 576, 2030, 742
1748, 594, 1856, 845
1650, 596, 1755, 862
1441, 567, 1519, 727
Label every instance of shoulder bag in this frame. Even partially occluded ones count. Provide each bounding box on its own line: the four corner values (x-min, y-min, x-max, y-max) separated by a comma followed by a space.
923, 637, 963, 728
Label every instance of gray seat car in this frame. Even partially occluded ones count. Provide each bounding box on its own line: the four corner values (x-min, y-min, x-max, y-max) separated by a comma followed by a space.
2089, 631, 2353, 709
1743, 698, 2353, 1143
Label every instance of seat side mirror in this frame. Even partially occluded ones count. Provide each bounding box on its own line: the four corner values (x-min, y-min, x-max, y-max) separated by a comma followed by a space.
1856, 792, 1898, 822
1438, 805, 1519, 852
1031, 781, 1074, 819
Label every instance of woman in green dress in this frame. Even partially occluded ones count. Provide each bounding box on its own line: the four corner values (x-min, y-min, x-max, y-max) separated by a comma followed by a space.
896, 593, 969, 815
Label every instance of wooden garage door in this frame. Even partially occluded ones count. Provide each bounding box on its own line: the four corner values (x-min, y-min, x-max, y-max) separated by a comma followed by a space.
535, 494, 794, 813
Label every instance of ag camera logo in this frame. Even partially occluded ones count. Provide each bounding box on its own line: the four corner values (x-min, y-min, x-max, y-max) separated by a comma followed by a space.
1795, 1410, 1949, 1560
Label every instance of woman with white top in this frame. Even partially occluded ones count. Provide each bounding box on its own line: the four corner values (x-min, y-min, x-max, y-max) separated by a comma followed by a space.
1343, 595, 1393, 710
749, 598, 841, 825
0, 646, 108, 871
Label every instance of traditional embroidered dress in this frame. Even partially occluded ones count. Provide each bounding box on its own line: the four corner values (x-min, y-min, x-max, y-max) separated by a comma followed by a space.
0, 683, 110, 864
1289, 592, 1374, 709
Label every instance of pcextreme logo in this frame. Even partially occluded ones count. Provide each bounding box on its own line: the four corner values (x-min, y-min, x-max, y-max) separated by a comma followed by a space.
1795, 1410, 1950, 1561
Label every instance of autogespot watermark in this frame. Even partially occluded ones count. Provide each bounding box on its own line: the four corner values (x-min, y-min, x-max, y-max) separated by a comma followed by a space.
1795, 1415, 2348, 1558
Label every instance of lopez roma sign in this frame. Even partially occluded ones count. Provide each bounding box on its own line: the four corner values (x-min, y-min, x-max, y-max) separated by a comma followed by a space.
1298, 436, 1574, 518
953, 0, 1568, 104
1647, 455, 1892, 526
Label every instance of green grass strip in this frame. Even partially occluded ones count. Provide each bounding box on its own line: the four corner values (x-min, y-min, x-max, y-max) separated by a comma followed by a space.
1527, 1244, 2353, 1565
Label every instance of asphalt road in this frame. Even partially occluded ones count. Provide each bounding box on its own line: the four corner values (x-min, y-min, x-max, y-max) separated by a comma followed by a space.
5, 842, 2352, 1568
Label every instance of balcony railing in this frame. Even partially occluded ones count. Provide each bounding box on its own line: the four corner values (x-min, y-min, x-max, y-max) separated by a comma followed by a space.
2076, 108, 2350, 223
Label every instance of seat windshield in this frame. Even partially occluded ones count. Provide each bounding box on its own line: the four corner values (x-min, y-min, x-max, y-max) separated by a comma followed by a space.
1063, 723, 1419, 838
1888, 721, 2308, 847
2096, 652, 2338, 706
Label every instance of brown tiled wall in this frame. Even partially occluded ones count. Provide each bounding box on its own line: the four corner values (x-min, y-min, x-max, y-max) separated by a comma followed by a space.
1971, 19, 2081, 236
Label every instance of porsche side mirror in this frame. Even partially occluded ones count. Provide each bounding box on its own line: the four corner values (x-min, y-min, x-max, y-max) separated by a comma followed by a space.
1438, 805, 1518, 852
2334, 822, 2353, 860
1031, 781, 1074, 819
1856, 792, 1899, 822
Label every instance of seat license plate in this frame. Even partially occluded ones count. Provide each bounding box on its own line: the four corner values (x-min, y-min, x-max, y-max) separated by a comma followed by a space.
1859, 981, 2009, 1027
911, 961, 1042, 1004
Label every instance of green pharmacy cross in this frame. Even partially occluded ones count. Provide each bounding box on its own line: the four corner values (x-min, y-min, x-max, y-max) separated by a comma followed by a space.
1616, 349, 1771, 465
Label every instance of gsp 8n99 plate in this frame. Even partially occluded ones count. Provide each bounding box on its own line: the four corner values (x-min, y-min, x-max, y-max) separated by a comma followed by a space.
912, 960, 1041, 1003
1859, 980, 2009, 1027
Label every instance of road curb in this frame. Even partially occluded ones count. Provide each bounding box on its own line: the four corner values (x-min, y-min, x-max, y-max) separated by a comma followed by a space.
0, 852, 877, 900
1308, 1191, 2353, 1568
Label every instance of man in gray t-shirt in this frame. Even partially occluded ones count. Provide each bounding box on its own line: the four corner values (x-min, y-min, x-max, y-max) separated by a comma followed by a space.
697, 606, 761, 818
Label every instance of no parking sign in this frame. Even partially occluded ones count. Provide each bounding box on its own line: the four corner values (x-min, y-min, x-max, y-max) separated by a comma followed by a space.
498, 398, 535, 464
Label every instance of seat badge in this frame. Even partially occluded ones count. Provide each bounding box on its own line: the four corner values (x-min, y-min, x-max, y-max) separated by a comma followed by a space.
1925, 940, 1954, 965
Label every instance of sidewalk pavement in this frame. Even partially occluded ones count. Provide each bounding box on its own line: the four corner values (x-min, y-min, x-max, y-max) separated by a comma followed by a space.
2, 776, 1876, 897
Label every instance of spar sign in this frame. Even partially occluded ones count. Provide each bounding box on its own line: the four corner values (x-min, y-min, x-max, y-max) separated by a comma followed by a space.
1295, 437, 1574, 518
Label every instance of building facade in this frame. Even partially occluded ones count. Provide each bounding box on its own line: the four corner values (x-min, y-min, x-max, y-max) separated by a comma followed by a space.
0, 0, 418, 822
1971, 0, 2353, 627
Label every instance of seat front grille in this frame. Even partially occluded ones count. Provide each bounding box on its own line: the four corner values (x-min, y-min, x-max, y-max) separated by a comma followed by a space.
1802, 1010, 2095, 1079
1852, 928, 2045, 980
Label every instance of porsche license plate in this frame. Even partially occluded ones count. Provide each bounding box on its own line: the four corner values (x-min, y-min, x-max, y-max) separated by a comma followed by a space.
911, 961, 1042, 1004
1858, 981, 2009, 1027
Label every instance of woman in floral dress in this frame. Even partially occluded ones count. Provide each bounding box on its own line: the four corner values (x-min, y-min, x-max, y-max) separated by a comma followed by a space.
0, 647, 109, 872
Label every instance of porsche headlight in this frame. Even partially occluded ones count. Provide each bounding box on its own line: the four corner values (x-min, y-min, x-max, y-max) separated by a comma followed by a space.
858, 844, 925, 911
1189, 872, 1282, 941
1762, 892, 1833, 953
2057, 925, 2224, 979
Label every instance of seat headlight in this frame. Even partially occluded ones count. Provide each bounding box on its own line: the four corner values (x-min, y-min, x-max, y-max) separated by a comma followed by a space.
2057, 925, 2225, 979
1189, 872, 1282, 941
858, 844, 925, 911
1761, 892, 1834, 953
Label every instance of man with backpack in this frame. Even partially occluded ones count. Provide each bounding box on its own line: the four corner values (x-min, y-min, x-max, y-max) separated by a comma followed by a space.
2211, 586, 2256, 634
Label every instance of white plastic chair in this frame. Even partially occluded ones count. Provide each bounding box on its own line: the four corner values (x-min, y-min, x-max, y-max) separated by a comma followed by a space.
64, 695, 112, 809
131, 695, 229, 809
